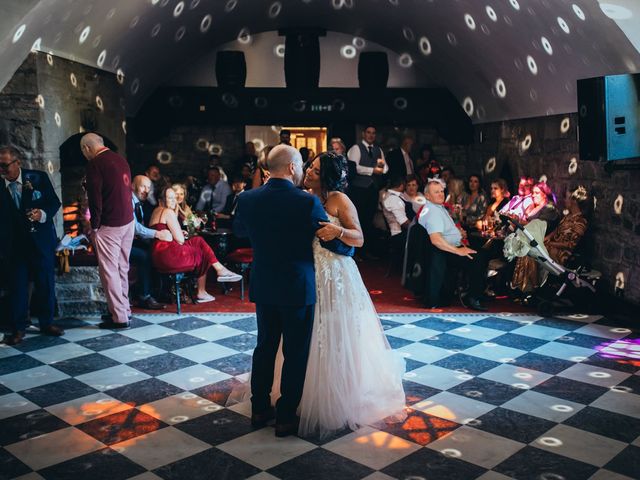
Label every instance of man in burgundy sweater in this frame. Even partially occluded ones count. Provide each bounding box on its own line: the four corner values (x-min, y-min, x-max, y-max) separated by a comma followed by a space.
82, 133, 135, 328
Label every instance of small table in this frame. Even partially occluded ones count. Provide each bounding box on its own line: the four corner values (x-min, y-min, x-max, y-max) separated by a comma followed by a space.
199, 228, 233, 260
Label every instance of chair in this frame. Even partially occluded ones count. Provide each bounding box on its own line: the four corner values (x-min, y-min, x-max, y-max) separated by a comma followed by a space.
161, 271, 198, 314
224, 248, 253, 300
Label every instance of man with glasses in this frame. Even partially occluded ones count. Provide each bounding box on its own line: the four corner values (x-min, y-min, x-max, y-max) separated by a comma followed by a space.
0, 146, 64, 345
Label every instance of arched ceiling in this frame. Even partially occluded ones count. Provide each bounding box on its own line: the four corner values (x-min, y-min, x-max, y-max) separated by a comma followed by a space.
1, 0, 639, 123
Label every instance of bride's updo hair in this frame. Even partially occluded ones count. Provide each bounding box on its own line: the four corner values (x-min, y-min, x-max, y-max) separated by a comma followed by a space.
317, 151, 349, 193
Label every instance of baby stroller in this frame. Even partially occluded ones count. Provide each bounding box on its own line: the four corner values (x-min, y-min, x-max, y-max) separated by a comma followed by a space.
500, 215, 601, 317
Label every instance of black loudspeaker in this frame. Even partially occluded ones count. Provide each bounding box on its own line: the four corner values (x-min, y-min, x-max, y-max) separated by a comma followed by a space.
578, 73, 640, 161
283, 30, 322, 88
215, 51, 247, 88
358, 52, 389, 89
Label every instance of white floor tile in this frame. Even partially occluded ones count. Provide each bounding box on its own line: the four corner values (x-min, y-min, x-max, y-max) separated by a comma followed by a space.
246, 473, 281, 480
532, 342, 595, 362
476, 472, 516, 480
479, 364, 552, 389
0, 365, 70, 392
138, 392, 223, 424
448, 325, 504, 342
575, 324, 633, 340
427, 426, 525, 469
45, 392, 131, 425
404, 364, 472, 390
0, 344, 21, 359
0, 393, 39, 420
125, 473, 164, 480
100, 342, 167, 363
510, 324, 568, 341
588, 470, 635, 480
323, 426, 421, 470
156, 365, 231, 391
203, 314, 257, 324
412, 391, 496, 424
557, 363, 631, 388
26, 343, 95, 364
464, 343, 526, 363
59, 327, 112, 342
590, 390, 640, 419
361, 473, 398, 480
172, 342, 239, 363
76, 364, 150, 391
533, 424, 626, 467
396, 343, 453, 364
119, 325, 178, 342
385, 325, 440, 342
501, 390, 584, 422
187, 324, 246, 342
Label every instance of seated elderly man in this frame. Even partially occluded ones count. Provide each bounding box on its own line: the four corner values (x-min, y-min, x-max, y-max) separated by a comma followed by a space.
419, 178, 489, 311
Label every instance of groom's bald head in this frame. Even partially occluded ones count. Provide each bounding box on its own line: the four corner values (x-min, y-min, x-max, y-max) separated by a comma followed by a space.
267, 145, 303, 185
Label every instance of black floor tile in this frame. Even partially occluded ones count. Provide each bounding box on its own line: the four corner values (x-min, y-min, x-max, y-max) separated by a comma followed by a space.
77, 334, 138, 352
144, 333, 206, 351
616, 374, 640, 394
191, 378, 243, 405
223, 317, 258, 332
50, 353, 120, 376
563, 406, 640, 443
414, 317, 467, 332
0, 410, 69, 446
533, 376, 609, 404
204, 353, 253, 376
159, 317, 213, 332
153, 448, 260, 480
512, 352, 576, 375
432, 353, 501, 376
536, 317, 587, 331
421, 333, 481, 351
53, 317, 91, 329
0, 447, 32, 479
403, 380, 441, 405
382, 447, 487, 480
127, 353, 197, 377
473, 316, 524, 331
20, 378, 98, 408
475, 407, 556, 443
583, 353, 639, 374
214, 333, 257, 352
492, 333, 548, 351
380, 318, 403, 330
448, 377, 524, 405
76, 408, 167, 445
405, 358, 427, 372
494, 446, 598, 480
0, 354, 44, 375
0, 384, 10, 396
38, 447, 146, 480
174, 409, 253, 446
555, 333, 612, 349
386, 335, 413, 349
127, 317, 152, 329
13, 335, 69, 352
106, 378, 184, 406
604, 445, 640, 479
379, 408, 461, 446
269, 448, 374, 480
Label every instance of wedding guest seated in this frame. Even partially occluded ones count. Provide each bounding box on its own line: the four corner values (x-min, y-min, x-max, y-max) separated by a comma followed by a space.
445, 177, 465, 224
196, 166, 232, 216
482, 178, 511, 229
217, 176, 245, 229
252, 146, 272, 189
522, 182, 560, 232
381, 176, 414, 255
419, 178, 489, 311
171, 183, 193, 225
501, 176, 534, 220
401, 174, 426, 214
149, 187, 242, 303
240, 164, 253, 191
460, 174, 487, 231
511, 186, 589, 293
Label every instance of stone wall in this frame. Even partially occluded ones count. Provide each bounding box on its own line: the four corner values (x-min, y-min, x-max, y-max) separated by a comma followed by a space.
0, 52, 126, 234
470, 114, 639, 303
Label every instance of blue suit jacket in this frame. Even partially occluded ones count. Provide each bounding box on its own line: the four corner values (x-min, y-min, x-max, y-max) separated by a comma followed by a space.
0, 168, 61, 261
234, 178, 353, 306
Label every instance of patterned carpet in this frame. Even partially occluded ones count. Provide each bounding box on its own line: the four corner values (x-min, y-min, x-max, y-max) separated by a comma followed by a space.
1, 312, 639, 480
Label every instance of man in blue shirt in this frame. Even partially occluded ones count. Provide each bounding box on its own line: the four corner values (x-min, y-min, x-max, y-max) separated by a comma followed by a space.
196, 166, 231, 214
419, 178, 488, 311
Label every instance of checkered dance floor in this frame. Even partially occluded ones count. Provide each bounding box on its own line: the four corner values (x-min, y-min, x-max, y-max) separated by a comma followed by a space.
1, 312, 639, 480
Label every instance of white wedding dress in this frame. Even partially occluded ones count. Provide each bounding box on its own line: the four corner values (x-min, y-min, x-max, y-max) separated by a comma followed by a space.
296, 214, 406, 437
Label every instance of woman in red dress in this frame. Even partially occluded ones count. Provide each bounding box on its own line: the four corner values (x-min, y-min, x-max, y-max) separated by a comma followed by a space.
149, 187, 241, 303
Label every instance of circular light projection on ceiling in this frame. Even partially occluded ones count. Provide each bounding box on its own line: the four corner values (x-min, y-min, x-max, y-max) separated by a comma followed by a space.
485, 157, 496, 173
151, 23, 162, 37
541, 36, 553, 55
486, 6, 498, 22
462, 97, 474, 117
572, 4, 586, 20
116, 68, 125, 84
568, 157, 578, 174
70, 73, 77, 87
557, 17, 570, 34
190, 0, 200, 9
521, 134, 532, 151
393, 97, 408, 110
160, 0, 170, 7
130, 78, 140, 95
31, 38, 42, 52
54, 112, 62, 127
47, 53, 54, 66
130, 16, 140, 29
237, 28, 251, 44
254, 97, 268, 109
12, 24, 26, 44
107, 8, 117, 19
225, 0, 237, 12
495, 78, 507, 98
560, 117, 571, 133
527, 55, 538, 75
332, 0, 354, 10
79, 26, 91, 44
614, 194, 623, 215
195, 138, 209, 151
615, 272, 625, 290
539, 174, 548, 183
274, 44, 285, 58
398, 53, 413, 68
96, 96, 104, 112
418, 36, 432, 56
388, 0, 399, 6
292, 100, 307, 112
174, 1, 185, 18
199, 14, 212, 33
97, 50, 107, 67
465, 14, 476, 30
352, 37, 365, 49
340, 45, 357, 59
156, 151, 173, 164
122, 121, 127, 134
222, 93, 239, 108
175, 26, 186, 42
208, 143, 223, 156
447, 32, 457, 46
92, 35, 102, 48
269, 2, 282, 18
332, 99, 346, 112
402, 27, 415, 42
599, 3, 633, 20
35, 95, 45, 109
509, 0, 520, 11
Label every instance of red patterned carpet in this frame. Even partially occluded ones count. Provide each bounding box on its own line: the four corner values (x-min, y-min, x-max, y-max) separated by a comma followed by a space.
132, 260, 532, 315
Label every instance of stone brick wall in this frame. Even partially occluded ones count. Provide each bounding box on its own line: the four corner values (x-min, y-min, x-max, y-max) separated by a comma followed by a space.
470, 113, 639, 303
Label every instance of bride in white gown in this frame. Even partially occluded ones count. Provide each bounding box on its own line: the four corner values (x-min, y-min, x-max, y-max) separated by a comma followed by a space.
294, 152, 406, 437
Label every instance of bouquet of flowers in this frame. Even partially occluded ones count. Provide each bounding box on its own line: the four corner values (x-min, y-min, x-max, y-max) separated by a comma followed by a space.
184, 212, 206, 236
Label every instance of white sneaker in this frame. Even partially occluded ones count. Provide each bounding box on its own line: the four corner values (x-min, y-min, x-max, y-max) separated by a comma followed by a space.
196, 293, 216, 303
217, 272, 242, 282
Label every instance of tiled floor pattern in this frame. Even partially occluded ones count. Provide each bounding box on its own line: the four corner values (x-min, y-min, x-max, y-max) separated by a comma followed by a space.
1, 312, 639, 480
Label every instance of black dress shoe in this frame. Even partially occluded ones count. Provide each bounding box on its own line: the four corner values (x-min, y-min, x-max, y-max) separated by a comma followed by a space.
98, 321, 131, 330
139, 296, 166, 310
251, 407, 275, 428
275, 418, 300, 438
40, 325, 65, 336
101, 313, 132, 321
2, 331, 25, 345
460, 292, 488, 312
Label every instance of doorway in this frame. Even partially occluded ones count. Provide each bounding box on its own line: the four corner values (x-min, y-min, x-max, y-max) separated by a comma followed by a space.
245, 126, 327, 156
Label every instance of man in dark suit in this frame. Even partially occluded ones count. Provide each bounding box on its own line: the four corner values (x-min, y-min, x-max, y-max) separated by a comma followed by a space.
387, 135, 415, 180
234, 145, 352, 437
0, 146, 64, 345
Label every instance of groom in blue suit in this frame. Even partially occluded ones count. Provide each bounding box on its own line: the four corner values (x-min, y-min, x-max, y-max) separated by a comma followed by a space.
0, 146, 63, 345
235, 144, 353, 437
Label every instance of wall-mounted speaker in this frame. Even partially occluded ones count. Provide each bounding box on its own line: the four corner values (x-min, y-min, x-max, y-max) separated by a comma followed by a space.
358, 52, 389, 89
578, 73, 640, 161
281, 29, 325, 89
215, 51, 247, 88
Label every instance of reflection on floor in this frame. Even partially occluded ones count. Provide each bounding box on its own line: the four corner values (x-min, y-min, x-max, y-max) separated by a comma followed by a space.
1, 312, 639, 480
